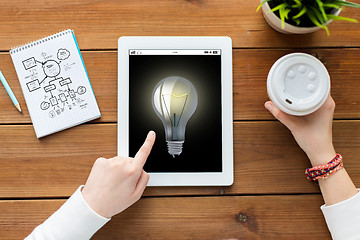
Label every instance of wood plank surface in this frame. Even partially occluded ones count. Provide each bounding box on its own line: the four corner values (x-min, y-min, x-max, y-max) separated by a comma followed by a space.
234, 48, 360, 120
1, 48, 360, 123
1, 121, 359, 198
0, 195, 331, 240
0, 0, 360, 50
1, 0, 359, 238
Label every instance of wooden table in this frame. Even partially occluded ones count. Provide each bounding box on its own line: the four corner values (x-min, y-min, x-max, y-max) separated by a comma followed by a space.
1, 1, 360, 239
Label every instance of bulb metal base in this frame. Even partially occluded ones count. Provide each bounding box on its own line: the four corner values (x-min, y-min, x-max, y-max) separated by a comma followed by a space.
167, 140, 184, 157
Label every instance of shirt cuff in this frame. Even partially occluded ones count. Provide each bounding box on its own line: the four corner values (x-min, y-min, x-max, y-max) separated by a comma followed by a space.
321, 189, 360, 240
26, 185, 110, 240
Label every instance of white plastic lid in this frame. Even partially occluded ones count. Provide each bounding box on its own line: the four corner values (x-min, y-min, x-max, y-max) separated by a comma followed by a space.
267, 53, 330, 116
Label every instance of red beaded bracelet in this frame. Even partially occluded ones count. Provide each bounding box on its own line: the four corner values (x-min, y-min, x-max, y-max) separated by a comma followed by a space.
305, 154, 343, 182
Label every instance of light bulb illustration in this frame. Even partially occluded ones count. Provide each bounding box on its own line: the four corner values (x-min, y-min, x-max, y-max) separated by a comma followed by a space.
152, 76, 198, 157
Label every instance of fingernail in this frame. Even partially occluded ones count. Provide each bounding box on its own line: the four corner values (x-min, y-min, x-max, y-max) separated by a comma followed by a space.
265, 102, 272, 111
148, 130, 155, 136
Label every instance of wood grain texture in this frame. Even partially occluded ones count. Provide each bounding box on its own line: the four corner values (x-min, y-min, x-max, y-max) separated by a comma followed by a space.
0, 0, 360, 50
0, 195, 331, 240
2, 48, 360, 123
234, 48, 360, 120
1, 0, 359, 237
0, 121, 359, 198
0, 124, 115, 198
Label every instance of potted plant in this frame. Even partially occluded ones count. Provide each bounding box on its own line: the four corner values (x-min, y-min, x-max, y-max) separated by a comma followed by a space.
257, 0, 360, 35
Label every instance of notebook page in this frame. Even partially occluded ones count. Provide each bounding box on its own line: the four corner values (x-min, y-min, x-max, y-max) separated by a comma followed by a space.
10, 30, 101, 138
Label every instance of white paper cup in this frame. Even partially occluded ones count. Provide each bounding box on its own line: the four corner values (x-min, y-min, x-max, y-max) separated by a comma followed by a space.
267, 53, 330, 116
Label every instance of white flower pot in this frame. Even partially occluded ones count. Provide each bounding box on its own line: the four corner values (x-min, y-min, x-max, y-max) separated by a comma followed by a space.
260, 0, 341, 34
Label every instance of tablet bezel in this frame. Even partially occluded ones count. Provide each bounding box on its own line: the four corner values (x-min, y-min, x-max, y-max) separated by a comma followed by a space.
118, 36, 233, 186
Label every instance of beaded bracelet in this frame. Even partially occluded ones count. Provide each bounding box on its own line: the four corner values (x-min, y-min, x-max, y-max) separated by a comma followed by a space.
305, 154, 342, 177
312, 163, 343, 181
305, 154, 343, 182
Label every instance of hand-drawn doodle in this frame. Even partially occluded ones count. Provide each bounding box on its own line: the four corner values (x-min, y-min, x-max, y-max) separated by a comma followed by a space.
59, 93, 67, 102
77, 86, 86, 95
49, 110, 56, 118
69, 90, 76, 98
57, 49, 70, 60
29, 68, 38, 80
22, 48, 88, 118
49, 97, 58, 106
44, 84, 56, 93
26, 79, 41, 92
40, 101, 50, 110
59, 78, 72, 86
42, 60, 61, 78
22, 57, 37, 70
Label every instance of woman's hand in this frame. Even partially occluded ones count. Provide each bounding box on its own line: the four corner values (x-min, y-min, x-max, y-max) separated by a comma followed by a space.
265, 95, 357, 205
265, 95, 336, 166
82, 131, 156, 218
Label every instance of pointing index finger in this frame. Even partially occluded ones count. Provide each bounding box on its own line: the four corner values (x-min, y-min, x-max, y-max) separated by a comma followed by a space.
134, 131, 156, 167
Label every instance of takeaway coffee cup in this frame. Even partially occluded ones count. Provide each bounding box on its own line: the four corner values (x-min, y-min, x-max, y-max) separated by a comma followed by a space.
267, 53, 330, 116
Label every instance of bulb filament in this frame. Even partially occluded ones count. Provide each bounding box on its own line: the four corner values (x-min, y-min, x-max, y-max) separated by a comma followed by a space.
162, 94, 188, 127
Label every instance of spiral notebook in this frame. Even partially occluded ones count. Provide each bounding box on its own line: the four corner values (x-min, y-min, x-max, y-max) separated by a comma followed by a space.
10, 29, 101, 138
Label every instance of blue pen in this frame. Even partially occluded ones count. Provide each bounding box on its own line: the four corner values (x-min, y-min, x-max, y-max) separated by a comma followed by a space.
0, 69, 22, 113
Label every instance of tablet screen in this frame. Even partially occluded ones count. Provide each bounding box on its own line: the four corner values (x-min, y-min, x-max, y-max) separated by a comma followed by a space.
129, 49, 222, 173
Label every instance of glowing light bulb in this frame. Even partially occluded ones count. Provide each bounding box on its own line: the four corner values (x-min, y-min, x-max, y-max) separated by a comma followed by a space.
152, 76, 198, 157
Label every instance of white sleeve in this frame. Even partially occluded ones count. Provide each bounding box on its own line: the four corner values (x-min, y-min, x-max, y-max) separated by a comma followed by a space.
321, 189, 360, 240
25, 185, 110, 240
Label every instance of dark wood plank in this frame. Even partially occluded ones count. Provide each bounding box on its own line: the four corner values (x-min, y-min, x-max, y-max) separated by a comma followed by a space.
234, 49, 360, 120
0, 195, 331, 239
0, 0, 360, 50
0, 121, 359, 198
0, 124, 116, 198
1, 49, 360, 123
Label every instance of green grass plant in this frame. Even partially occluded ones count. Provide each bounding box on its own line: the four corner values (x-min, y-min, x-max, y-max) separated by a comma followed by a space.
257, 0, 360, 35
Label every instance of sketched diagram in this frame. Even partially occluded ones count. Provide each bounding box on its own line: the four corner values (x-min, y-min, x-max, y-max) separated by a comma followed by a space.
22, 48, 87, 118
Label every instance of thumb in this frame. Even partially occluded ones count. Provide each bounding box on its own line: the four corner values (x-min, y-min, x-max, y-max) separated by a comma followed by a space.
264, 101, 295, 130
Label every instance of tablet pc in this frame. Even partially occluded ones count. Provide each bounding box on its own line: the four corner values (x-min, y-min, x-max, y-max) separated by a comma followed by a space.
118, 36, 233, 186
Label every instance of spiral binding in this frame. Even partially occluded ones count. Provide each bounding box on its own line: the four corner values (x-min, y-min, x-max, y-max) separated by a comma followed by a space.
9, 29, 72, 55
